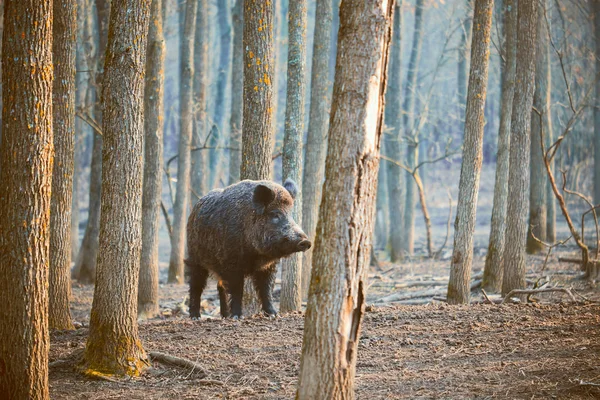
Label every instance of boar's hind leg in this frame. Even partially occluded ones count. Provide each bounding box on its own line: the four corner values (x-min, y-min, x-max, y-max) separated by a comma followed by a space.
252, 267, 277, 316
188, 262, 209, 319
224, 275, 244, 318
217, 280, 230, 318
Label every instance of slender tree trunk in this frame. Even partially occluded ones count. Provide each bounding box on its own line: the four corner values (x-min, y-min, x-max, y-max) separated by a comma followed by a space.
402, 0, 424, 256
82, 0, 151, 377
385, 0, 405, 262
191, 0, 208, 201
50, 0, 77, 331
594, 0, 600, 206
75, 0, 110, 284
0, 0, 3, 144
457, 2, 473, 133
280, 0, 308, 312
168, 0, 197, 284
527, 0, 551, 254
296, 0, 393, 396
300, 0, 334, 298
447, 0, 494, 305
229, 0, 244, 184
241, 0, 275, 314
375, 150, 390, 250
502, 0, 538, 296
139, 0, 165, 320
483, 0, 517, 293
0, 0, 53, 396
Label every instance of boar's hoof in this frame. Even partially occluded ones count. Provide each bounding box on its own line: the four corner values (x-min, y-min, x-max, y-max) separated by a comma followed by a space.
191, 316, 201, 321
232, 315, 244, 320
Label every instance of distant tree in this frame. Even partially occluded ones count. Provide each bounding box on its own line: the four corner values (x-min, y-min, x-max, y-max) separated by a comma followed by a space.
74, 0, 110, 284
49, 0, 77, 331
447, 0, 494, 305
241, 0, 276, 314
296, 0, 393, 396
403, 0, 424, 256
280, 0, 308, 312
301, 0, 334, 298
385, 0, 405, 262
483, 0, 517, 293
139, 0, 166, 320
527, 0, 552, 254
229, 0, 244, 184
0, 0, 53, 396
502, 0, 538, 296
374, 153, 390, 250
168, 0, 197, 284
82, 0, 151, 376
594, 0, 600, 206
457, 1, 473, 132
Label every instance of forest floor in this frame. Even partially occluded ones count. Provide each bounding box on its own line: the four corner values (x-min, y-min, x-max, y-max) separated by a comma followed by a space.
50, 249, 600, 400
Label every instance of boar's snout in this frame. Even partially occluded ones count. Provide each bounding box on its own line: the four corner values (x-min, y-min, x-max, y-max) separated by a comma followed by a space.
297, 239, 311, 252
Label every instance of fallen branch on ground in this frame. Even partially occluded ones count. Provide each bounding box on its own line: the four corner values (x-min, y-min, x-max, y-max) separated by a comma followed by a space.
149, 352, 207, 377
501, 288, 578, 304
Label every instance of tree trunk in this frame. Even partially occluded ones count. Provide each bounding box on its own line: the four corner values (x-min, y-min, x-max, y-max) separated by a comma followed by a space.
280, 0, 308, 312
241, 0, 276, 314
402, 0, 424, 256
385, 0, 405, 262
0, 0, 53, 396
168, 0, 197, 284
82, 0, 151, 377
447, 0, 494, 305
74, 0, 110, 284
300, 0, 334, 298
483, 0, 517, 293
502, 0, 538, 296
527, 0, 551, 254
228, 0, 244, 184
457, 1, 473, 133
375, 149, 390, 250
296, 0, 393, 397
594, 0, 600, 206
50, 0, 77, 331
139, 0, 165, 320
191, 0, 208, 201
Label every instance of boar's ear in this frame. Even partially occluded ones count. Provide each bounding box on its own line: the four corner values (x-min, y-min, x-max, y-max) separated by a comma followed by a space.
253, 184, 276, 214
283, 179, 298, 200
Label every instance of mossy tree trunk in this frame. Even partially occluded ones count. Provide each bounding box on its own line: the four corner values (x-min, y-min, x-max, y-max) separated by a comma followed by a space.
50, 0, 78, 331
296, 0, 393, 396
447, 0, 494, 305
139, 0, 166, 320
82, 0, 151, 377
502, 0, 538, 296
0, 0, 53, 396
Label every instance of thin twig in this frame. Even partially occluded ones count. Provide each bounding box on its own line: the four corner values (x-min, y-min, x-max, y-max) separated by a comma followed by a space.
501, 287, 578, 304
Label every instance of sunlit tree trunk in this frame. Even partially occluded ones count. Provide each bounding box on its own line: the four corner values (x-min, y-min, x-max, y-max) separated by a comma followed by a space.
483, 0, 517, 293
447, 0, 494, 305
385, 0, 405, 262
241, 0, 276, 314
527, 0, 551, 254
502, 0, 538, 296
0, 0, 53, 396
228, 0, 244, 184
280, 0, 308, 312
168, 0, 197, 284
50, 0, 77, 331
301, 0, 334, 298
296, 0, 393, 396
139, 0, 165, 320
402, 0, 424, 256
82, 0, 151, 377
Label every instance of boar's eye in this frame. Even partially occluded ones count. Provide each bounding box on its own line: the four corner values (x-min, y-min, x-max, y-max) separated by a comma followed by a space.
269, 211, 282, 224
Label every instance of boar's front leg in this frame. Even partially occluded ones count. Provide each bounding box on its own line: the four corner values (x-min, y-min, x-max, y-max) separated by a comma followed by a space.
189, 263, 209, 319
225, 274, 244, 318
252, 265, 277, 316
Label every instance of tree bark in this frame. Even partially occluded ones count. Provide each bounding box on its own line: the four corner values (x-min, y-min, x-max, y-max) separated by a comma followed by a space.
385, 0, 405, 262
168, 0, 197, 284
82, 0, 151, 377
241, 0, 276, 314
447, 0, 494, 305
228, 0, 244, 184
74, 0, 110, 284
50, 0, 77, 331
402, 0, 424, 256
296, 0, 393, 397
594, 0, 600, 206
280, 0, 308, 312
300, 0, 334, 298
457, 1, 473, 132
483, 0, 517, 293
502, 0, 538, 296
527, 0, 551, 254
139, 0, 165, 320
0, 0, 53, 396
